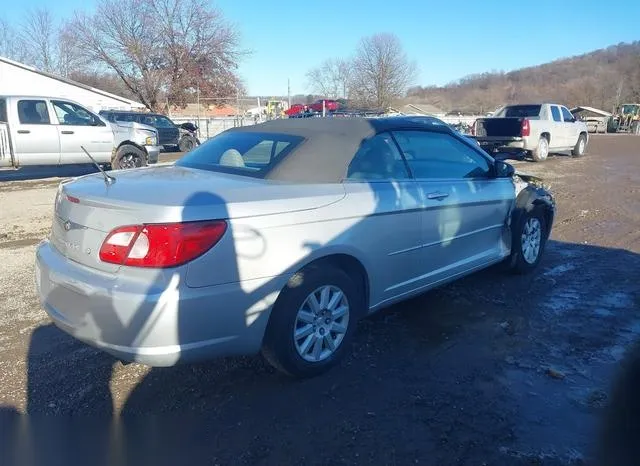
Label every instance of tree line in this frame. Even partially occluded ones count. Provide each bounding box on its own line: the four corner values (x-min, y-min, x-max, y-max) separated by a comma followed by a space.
0, 0, 245, 112
406, 42, 640, 114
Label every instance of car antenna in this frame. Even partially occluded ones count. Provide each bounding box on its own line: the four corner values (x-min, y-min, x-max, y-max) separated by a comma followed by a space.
81, 145, 116, 186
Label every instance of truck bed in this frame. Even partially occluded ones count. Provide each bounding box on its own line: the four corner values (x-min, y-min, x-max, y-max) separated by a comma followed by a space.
474, 117, 524, 137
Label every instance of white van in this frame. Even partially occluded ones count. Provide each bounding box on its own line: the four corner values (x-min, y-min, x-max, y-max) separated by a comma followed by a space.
0, 96, 161, 170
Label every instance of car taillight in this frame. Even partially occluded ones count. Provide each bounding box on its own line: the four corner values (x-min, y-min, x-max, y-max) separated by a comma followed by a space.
99, 220, 227, 268
521, 119, 530, 137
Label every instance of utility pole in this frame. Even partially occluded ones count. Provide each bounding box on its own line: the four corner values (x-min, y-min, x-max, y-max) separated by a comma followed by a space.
196, 83, 200, 137
287, 78, 291, 108
236, 87, 240, 126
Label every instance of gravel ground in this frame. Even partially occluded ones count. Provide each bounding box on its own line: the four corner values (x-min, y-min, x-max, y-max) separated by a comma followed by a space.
0, 138, 639, 465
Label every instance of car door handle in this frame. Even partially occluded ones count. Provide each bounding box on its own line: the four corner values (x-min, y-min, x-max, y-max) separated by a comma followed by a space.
427, 191, 449, 200
61, 130, 75, 134
17, 130, 30, 134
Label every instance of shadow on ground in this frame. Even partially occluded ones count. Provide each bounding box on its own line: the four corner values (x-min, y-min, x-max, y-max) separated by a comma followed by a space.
1, 240, 639, 465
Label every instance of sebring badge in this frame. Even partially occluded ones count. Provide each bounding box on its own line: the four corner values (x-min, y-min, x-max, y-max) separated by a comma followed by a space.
63, 221, 72, 231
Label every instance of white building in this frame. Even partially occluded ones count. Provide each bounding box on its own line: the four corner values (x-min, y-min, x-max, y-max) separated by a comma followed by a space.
0, 56, 145, 112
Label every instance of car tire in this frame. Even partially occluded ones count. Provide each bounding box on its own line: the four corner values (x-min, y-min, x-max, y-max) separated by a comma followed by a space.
531, 136, 549, 162
262, 264, 362, 378
506, 208, 548, 274
178, 135, 197, 152
571, 134, 587, 157
112, 145, 147, 170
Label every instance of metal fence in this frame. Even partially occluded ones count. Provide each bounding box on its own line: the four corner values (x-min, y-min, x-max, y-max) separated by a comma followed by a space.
170, 116, 265, 141
169, 114, 483, 140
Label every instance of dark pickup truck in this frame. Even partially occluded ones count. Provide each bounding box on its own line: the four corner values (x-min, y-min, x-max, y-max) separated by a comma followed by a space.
100, 110, 181, 150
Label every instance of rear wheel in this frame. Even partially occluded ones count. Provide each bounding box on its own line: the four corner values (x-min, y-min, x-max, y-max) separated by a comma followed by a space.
531, 136, 549, 162
112, 145, 147, 170
571, 134, 587, 157
262, 265, 361, 378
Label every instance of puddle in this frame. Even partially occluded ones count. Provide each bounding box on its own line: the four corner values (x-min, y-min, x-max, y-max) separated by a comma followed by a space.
0, 238, 42, 249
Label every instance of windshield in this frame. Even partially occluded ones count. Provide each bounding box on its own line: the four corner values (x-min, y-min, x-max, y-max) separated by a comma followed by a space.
621, 105, 639, 115
141, 115, 176, 128
176, 131, 304, 177
496, 105, 542, 118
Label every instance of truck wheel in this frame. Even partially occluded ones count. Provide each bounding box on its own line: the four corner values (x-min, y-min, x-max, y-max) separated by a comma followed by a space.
531, 137, 549, 162
262, 265, 362, 378
112, 145, 147, 170
571, 134, 587, 157
506, 208, 548, 274
178, 135, 197, 152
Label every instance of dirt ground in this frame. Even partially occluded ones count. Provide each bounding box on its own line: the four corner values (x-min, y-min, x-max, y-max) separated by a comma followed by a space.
0, 136, 639, 465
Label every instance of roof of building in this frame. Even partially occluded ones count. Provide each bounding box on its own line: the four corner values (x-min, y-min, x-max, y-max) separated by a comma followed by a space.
397, 103, 445, 115
0, 55, 144, 108
569, 106, 612, 117
177, 116, 460, 183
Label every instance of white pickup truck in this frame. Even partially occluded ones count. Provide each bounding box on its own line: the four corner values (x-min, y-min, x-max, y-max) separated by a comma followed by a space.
472, 103, 589, 162
0, 95, 161, 170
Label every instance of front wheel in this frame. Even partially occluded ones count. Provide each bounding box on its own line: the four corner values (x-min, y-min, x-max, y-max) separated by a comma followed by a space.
112, 145, 147, 170
262, 265, 362, 378
506, 209, 548, 274
178, 135, 197, 152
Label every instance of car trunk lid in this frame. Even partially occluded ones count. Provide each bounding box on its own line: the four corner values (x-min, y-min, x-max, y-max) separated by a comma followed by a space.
50, 166, 345, 272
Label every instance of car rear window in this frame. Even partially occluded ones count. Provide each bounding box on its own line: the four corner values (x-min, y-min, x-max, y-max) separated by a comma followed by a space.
499, 105, 542, 118
176, 131, 304, 177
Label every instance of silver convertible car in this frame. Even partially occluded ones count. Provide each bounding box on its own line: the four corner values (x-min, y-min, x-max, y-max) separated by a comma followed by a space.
35, 117, 555, 378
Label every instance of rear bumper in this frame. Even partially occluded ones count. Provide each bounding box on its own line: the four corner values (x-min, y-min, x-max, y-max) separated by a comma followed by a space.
35, 240, 280, 366
475, 137, 527, 151
145, 145, 161, 164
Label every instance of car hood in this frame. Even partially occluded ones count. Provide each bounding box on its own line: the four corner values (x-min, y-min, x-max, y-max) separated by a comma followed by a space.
62, 165, 346, 226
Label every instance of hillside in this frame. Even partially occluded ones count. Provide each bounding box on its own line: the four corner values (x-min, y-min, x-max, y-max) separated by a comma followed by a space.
406, 42, 640, 113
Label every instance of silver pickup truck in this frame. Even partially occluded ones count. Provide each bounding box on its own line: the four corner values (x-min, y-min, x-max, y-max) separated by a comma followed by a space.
0, 95, 161, 170
472, 103, 589, 162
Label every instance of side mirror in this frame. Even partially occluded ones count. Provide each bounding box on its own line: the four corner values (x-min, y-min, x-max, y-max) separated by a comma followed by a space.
494, 160, 515, 178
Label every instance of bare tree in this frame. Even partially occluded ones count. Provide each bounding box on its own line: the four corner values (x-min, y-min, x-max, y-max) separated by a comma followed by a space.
306, 58, 352, 99
65, 0, 245, 111
349, 33, 417, 109
0, 19, 30, 63
21, 8, 57, 72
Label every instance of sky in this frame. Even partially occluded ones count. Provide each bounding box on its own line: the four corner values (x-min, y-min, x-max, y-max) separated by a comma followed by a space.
4, 0, 640, 96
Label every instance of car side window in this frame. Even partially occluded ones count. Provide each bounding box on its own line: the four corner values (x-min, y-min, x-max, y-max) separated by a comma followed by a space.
345, 132, 410, 181
17, 100, 50, 125
392, 130, 491, 179
51, 100, 101, 126
561, 107, 574, 122
551, 106, 562, 122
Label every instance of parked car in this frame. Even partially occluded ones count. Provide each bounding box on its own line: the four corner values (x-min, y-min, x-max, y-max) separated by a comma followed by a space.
309, 99, 340, 113
472, 103, 589, 162
35, 117, 555, 378
99, 110, 181, 151
0, 96, 160, 170
284, 104, 307, 117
